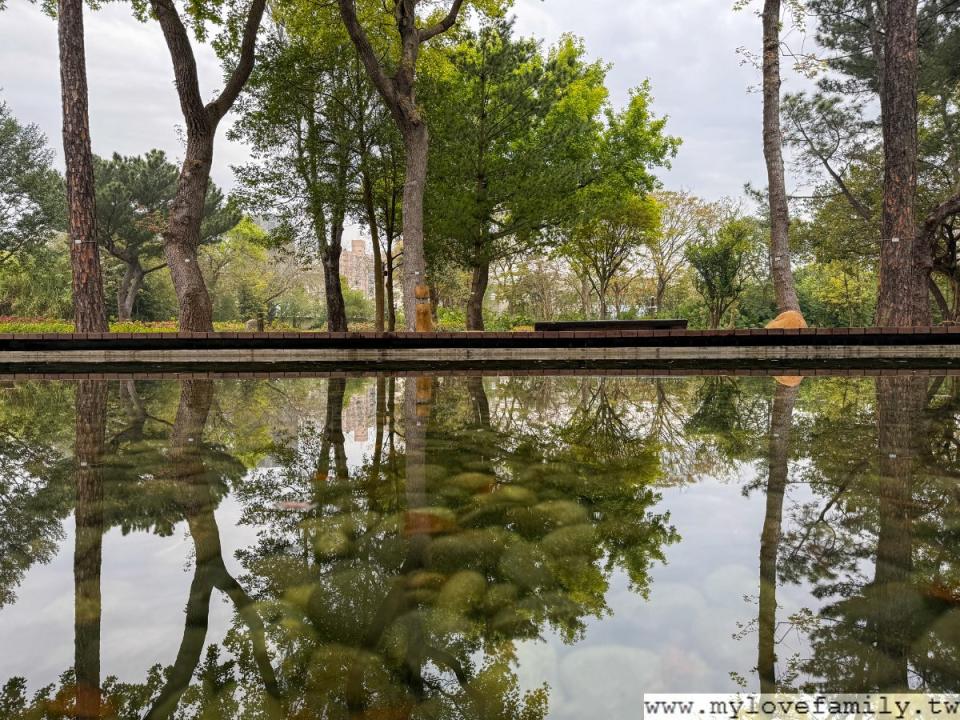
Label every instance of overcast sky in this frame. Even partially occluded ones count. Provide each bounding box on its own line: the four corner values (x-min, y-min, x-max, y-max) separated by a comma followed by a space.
0, 0, 810, 203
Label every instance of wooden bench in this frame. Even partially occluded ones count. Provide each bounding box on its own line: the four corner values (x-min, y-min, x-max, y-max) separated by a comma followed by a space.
533, 319, 688, 332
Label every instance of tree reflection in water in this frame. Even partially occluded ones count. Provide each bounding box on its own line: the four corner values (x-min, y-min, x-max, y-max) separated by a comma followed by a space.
3, 373, 960, 716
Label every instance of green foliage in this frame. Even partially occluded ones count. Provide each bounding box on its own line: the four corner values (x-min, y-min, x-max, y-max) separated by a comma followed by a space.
341, 277, 374, 323
796, 260, 877, 327
0, 101, 65, 266
686, 216, 762, 328
562, 193, 660, 319
424, 20, 607, 275
92, 149, 239, 319
0, 240, 73, 318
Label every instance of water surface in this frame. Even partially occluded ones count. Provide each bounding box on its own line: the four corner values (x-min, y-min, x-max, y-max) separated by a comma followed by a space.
0, 371, 958, 718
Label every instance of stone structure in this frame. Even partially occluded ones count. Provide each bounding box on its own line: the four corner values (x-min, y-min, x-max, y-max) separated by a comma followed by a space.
340, 239, 375, 299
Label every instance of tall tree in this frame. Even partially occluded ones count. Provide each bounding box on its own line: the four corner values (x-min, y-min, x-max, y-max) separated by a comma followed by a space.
786, 0, 960, 324
424, 23, 610, 329
58, 0, 108, 332
646, 191, 713, 314
234, 16, 366, 332
686, 216, 760, 328
761, 0, 801, 315
336, 0, 502, 330
94, 150, 238, 320
72, 379, 107, 718
877, 0, 927, 326
373, 130, 405, 330
147, 0, 267, 331
563, 193, 660, 320
757, 379, 799, 693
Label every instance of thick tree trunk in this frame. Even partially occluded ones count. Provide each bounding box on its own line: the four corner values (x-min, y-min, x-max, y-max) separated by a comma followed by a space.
164, 135, 215, 332
150, 0, 264, 332
146, 379, 215, 720
877, 0, 928, 326
401, 124, 430, 331
466, 261, 489, 331
73, 379, 107, 719
467, 376, 490, 427
58, 0, 107, 333
870, 376, 924, 690
322, 229, 348, 332
709, 306, 722, 330
117, 261, 145, 321
758, 382, 798, 695
763, 0, 800, 312
362, 171, 385, 332
762, 0, 801, 315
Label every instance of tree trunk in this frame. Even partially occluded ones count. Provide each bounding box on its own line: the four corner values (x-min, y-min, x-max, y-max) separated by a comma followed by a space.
146, 379, 215, 720
467, 376, 490, 427
73, 379, 107, 719
762, 0, 801, 315
877, 0, 928, 326
117, 261, 145, 321
598, 282, 609, 320
758, 381, 798, 695
362, 171, 385, 332
150, 0, 264, 332
655, 277, 667, 316
709, 305, 722, 330
58, 0, 107, 333
466, 261, 489, 331
320, 378, 348, 482
580, 275, 591, 318
401, 124, 430, 331
164, 135, 215, 332
386, 238, 397, 332
322, 243, 348, 333
870, 376, 925, 690
373, 376, 386, 470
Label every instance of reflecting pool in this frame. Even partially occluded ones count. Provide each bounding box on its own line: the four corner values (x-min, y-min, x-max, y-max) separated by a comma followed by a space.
1, 371, 959, 718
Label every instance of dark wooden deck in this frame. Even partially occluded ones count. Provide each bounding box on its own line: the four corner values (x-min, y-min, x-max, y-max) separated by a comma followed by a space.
3, 327, 960, 375
1, 326, 959, 351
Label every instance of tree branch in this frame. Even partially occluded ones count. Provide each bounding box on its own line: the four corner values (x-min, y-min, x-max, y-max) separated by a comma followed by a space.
337, 0, 399, 109
418, 0, 466, 42
149, 0, 208, 133
143, 262, 169, 276
924, 193, 960, 244
208, 0, 267, 121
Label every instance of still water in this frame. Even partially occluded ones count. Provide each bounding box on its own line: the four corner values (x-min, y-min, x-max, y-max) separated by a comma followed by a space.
0, 372, 957, 718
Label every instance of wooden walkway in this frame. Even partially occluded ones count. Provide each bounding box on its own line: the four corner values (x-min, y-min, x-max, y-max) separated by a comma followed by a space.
2, 327, 960, 367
